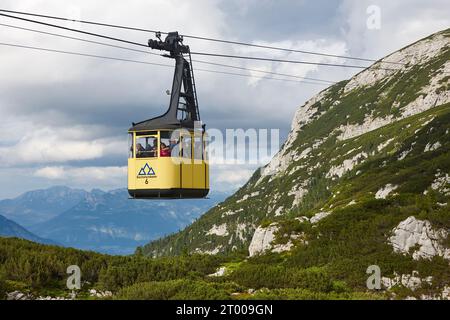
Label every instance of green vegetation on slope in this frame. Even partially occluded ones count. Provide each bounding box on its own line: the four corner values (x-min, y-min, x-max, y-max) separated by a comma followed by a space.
0, 237, 381, 299
0, 237, 229, 298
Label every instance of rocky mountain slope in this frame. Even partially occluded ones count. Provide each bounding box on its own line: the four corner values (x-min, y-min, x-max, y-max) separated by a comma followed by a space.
139, 29, 450, 299
142, 28, 450, 263
0, 214, 54, 245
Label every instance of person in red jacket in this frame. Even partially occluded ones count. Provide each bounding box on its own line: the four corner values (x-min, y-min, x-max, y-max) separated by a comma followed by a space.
160, 142, 170, 157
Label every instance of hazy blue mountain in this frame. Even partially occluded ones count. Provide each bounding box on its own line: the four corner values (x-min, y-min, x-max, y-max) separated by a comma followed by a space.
0, 186, 88, 227
28, 189, 228, 255
0, 214, 55, 245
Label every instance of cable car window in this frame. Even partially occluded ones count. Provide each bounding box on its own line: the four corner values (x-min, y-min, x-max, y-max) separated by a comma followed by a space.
160, 131, 171, 157
170, 139, 181, 157
194, 136, 203, 160
160, 141, 170, 157
136, 136, 158, 158
204, 134, 209, 162
128, 133, 134, 158
182, 135, 192, 159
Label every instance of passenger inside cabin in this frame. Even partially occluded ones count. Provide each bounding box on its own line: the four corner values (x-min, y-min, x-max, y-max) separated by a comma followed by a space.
160, 143, 170, 157
169, 138, 179, 150
151, 139, 158, 157
136, 143, 145, 158
169, 138, 180, 157
144, 139, 158, 157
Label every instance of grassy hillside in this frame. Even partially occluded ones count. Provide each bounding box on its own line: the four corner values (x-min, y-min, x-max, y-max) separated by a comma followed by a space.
0, 237, 229, 299
0, 237, 385, 299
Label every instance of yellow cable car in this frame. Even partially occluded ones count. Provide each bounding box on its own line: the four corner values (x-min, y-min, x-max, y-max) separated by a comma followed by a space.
128, 32, 209, 199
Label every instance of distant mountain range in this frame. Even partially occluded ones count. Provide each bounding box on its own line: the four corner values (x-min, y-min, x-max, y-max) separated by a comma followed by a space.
0, 186, 228, 254
0, 186, 88, 227
0, 214, 55, 245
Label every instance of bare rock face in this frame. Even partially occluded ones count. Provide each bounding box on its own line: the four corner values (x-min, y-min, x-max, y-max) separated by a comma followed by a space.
442, 286, 450, 300
381, 271, 432, 291
389, 216, 450, 261
326, 152, 368, 179
89, 289, 113, 298
375, 184, 398, 199
7, 291, 33, 300
248, 211, 332, 257
309, 211, 332, 224
257, 87, 332, 181
344, 32, 449, 93
248, 224, 279, 257
206, 223, 229, 236
6, 291, 72, 300
248, 223, 303, 256
208, 266, 227, 277
413, 285, 450, 300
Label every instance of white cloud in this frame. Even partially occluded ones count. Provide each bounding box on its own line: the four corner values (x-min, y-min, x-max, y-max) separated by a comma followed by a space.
211, 165, 255, 192
339, 0, 450, 60
34, 165, 127, 181
34, 166, 65, 179
33, 165, 127, 192
239, 38, 349, 86
0, 123, 126, 166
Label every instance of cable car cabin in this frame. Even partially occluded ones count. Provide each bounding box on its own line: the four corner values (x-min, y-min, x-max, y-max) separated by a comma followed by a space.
127, 128, 209, 199
128, 31, 209, 199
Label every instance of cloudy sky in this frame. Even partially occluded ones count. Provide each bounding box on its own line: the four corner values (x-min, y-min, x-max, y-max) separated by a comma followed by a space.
0, 0, 448, 199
